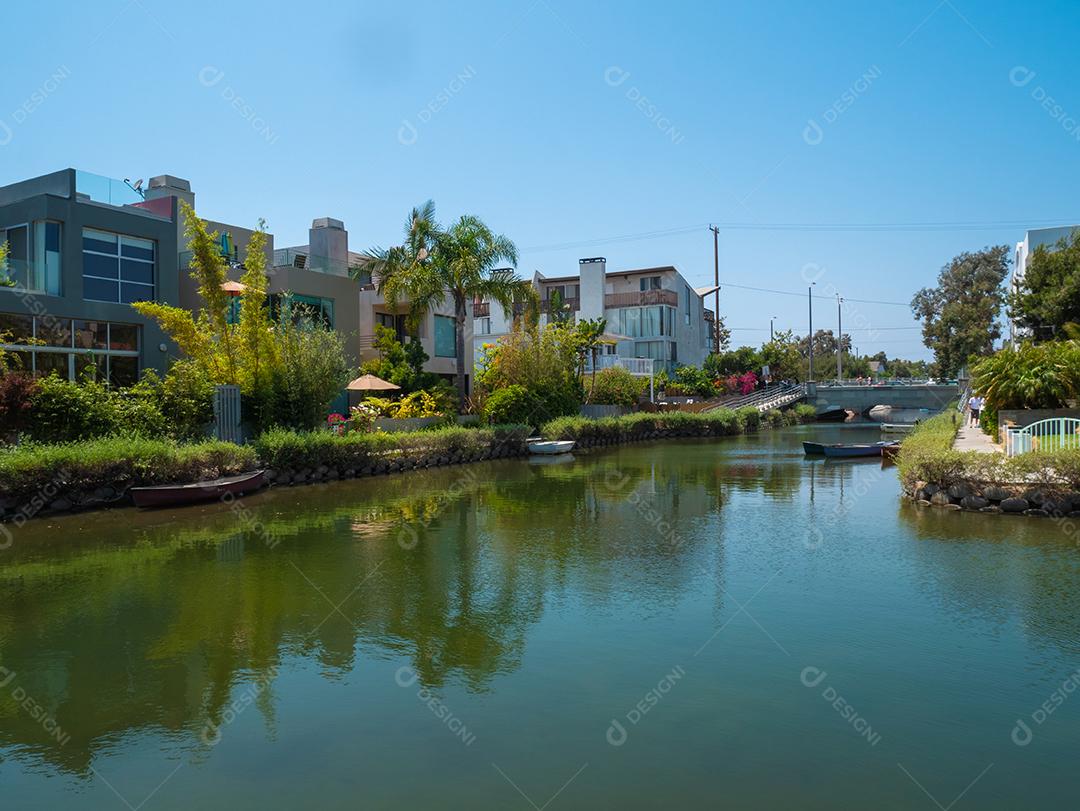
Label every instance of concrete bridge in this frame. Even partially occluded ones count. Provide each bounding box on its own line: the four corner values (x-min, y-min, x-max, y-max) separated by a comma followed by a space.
806, 382, 959, 416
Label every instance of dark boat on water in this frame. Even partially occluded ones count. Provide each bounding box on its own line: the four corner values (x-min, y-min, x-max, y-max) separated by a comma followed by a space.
821, 442, 897, 459
131, 470, 267, 509
803, 441, 827, 455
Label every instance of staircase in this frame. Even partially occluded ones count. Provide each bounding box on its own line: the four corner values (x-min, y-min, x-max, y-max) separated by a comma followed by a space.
702, 383, 807, 414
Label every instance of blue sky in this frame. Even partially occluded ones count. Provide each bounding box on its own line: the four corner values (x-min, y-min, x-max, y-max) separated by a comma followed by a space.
4, 0, 1080, 360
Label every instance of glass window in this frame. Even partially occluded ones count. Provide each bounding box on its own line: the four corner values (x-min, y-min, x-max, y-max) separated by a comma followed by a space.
120, 283, 154, 304
83, 228, 154, 303
477, 317, 491, 335
640, 276, 661, 291
84, 252, 119, 279
109, 323, 138, 351
83, 229, 118, 255
0, 312, 33, 344
684, 285, 692, 325
619, 308, 642, 338
120, 236, 154, 261
434, 315, 456, 357
38, 318, 72, 348
35, 352, 70, 379
109, 356, 138, 387
74, 320, 109, 349
643, 306, 661, 337
120, 258, 154, 284
75, 353, 107, 382
35, 221, 62, 295
9, 350, 32, 372
84, 277, 120, 302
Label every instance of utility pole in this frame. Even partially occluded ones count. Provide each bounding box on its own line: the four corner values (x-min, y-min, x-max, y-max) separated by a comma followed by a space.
770, 315, 777, 341
808, 283, 816, 382
836, 295, 843, 382
710, 225, 720, 355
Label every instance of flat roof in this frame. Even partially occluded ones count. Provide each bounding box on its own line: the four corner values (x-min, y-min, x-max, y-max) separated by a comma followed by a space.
539, 265, 680, 283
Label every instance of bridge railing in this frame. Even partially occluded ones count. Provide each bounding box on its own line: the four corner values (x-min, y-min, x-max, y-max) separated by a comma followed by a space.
704, 383, 806, 413
1005, 417, 1080, 457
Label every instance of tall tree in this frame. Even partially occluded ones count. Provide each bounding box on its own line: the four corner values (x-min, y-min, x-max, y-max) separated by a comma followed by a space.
1009, 230, 1080, 339
360, 202, 533, 407
911, 246, 1009, 377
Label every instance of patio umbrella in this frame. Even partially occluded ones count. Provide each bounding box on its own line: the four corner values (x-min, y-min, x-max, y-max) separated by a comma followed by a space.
220, 280, 247, 295
346, 374, 401, 392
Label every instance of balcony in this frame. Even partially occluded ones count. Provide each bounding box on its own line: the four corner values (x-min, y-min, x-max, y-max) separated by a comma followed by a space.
604, 289, 678, 308
473, 301, 490, 317
704, 309, 715, 322
584, 355, 655, 376
512, 297, 580, 316
272, 248, 356, 278
74, 170, 145, 207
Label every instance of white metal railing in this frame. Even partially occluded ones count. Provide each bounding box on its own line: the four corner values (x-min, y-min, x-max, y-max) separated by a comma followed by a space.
584, 356, 655, 376
703, 383, 806, 413
1005, 417, 1080, 457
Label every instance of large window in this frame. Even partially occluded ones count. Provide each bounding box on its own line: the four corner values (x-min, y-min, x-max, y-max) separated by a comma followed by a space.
269, 293, 334, 329
434, 315, 456, 358
82, 228, 155, 303
0, 313, 140, 385
477, 317, 491, 335
635, 340, 676, 362
1, 222, 61, 294
640, 276, 661, 291
617, 306, 677, 338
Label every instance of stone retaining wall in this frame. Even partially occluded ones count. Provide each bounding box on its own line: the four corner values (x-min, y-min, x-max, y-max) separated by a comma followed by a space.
906, 480, 1080, 518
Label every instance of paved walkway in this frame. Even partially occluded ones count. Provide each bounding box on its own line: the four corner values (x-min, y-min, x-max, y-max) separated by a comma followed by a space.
953, 417, 1002, 454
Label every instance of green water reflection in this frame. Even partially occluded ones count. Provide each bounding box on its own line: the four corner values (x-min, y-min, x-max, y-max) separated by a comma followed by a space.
1, 425, 1078, 809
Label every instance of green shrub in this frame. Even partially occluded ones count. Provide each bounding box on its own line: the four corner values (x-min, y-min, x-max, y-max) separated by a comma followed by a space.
540, 407, 802, 442
253, 424, 530, 471
586, 366, 647, 407
484, 385, 537, 425
793, 403, 818, 422
159, 360, 215, 440
0, 436, 256, 505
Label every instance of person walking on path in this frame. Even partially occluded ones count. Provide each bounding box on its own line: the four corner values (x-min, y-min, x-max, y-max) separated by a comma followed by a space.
969, 394, 983, 427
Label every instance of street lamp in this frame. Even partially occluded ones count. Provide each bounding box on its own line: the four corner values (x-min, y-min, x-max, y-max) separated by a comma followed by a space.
836, 295, 843, 382
808, 283, 816, 383
770, 316, 778, 340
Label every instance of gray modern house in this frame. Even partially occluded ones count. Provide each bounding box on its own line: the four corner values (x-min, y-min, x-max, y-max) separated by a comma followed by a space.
0, 169, 179, 384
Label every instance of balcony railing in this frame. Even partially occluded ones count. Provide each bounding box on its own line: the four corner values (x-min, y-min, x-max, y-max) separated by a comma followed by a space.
473, 301, 490, 317
704, 309, 715, 322
512, 297, 580, 316
604, 289, 678, 308
272, 248, 356, 277
583, 355, 655, 376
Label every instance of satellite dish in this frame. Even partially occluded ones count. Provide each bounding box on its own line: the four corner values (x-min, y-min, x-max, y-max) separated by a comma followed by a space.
133, 178, 143, 192
123, 178, 146, 199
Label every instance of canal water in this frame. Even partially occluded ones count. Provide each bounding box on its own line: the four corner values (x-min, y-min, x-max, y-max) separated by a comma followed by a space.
1, 425, 1078, 809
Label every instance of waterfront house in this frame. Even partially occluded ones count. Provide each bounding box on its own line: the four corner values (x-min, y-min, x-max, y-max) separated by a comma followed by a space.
474, 257, 716, 374
0, 169, 178, 384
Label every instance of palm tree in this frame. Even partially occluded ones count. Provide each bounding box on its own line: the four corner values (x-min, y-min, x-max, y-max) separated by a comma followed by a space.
358, 202, 531, 408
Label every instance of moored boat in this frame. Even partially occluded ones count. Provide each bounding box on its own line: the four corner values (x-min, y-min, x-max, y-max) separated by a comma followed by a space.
802, 441, 827, 455
821, 442, 898, 458
880, 422, 916, 434
131, 470, 267, 508
527, 440, 576, 455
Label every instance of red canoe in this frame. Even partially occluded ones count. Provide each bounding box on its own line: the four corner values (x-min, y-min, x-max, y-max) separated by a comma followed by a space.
131, 470, 266, 509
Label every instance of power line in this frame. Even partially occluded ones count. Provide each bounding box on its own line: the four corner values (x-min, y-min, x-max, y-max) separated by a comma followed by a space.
717, 280, 911, 306
520, 217, 1079, 253
727, 326, 921, 331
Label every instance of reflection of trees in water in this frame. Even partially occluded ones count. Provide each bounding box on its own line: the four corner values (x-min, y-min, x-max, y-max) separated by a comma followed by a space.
897, 503, 1080, 661
0, 453, 735, 774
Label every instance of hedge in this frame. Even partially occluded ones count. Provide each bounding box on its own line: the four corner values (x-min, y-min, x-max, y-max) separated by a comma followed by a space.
252, 424, 531, 473
0, 437, 257, 513
540, 404, 814, 445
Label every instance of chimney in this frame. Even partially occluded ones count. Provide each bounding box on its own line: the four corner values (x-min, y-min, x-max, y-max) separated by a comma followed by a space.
578, 257, 606, 320
145, 175, 194, 208
309, 217, 348, 275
